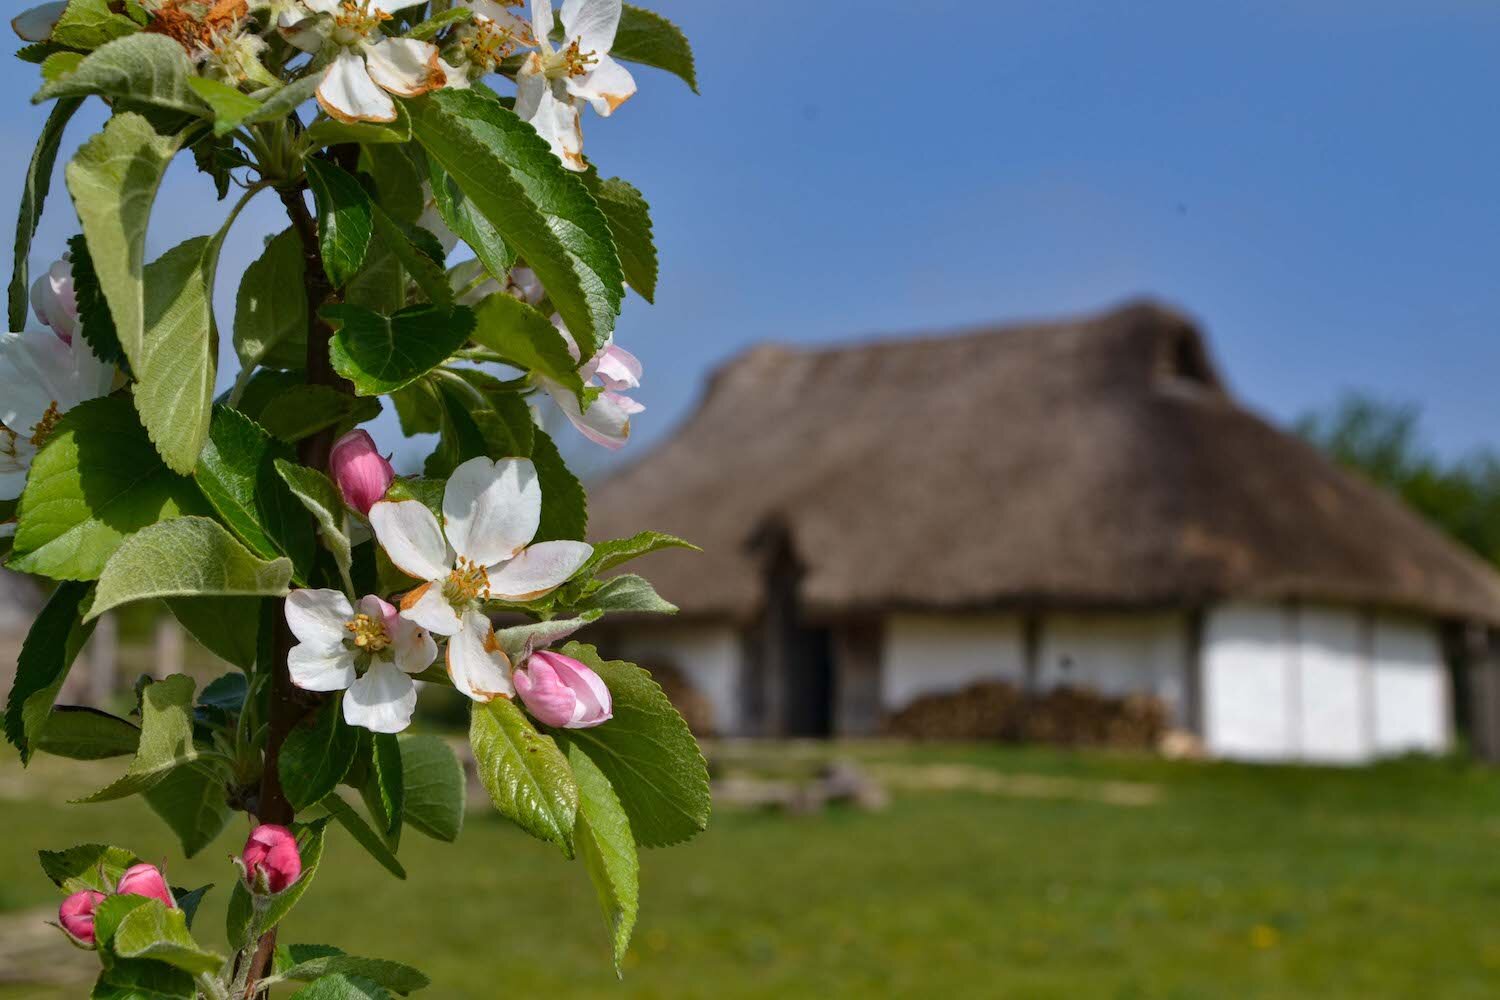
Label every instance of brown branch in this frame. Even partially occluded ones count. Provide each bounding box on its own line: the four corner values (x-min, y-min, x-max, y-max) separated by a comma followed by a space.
241, 162, 356, 998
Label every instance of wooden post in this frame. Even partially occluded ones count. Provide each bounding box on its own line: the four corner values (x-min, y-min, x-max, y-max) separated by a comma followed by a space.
831, 617, 884, 737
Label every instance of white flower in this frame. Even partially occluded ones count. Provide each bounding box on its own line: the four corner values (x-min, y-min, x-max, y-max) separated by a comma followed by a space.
0, 327, 113, 500
285, 590, 438, 733
537, 315, 643, 449
369, 457, 593, 702
30, 256, 76, 344
451, 1, 534, 80
515, 0, 637, 171
11, 2, 65, 43
291, 0, 450, 124
252, 0, 307, 30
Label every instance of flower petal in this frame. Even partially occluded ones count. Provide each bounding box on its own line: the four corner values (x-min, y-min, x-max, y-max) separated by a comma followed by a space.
592, 343, 641, 391
0, 329, 108, 434
565, 53, 636, 117
12, 2, 66, 43
542, 377, 633, 449
516, 67, 586, 171
512, 657, 577, 727
536, 649, 612, 724
399, 581, 463, 636
561, 0, 620, 55
444, 456, 540, 567
364, 37, 446, 97
446, 611, 514, 701
285, 589, 355, 646
392, 616, 439, 674
343, 661, 418, 734
531, 0, 555, 45
289, 644, 357, 692
370, 500, 451, 582
487, 540, 594, 601
317, 50, 397, 124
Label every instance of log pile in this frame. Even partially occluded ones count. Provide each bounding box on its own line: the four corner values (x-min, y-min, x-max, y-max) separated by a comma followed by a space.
642, 661, 719, 737
883, 681, 1168, 750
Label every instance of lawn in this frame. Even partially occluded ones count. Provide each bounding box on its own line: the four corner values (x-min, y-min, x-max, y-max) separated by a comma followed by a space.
4, 743, 1500, 998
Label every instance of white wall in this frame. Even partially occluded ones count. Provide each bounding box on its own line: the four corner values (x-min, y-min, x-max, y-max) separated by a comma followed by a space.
1037, 613, 1190, 724
613, 625, 744, 735
882, 614, 1025, 710
1203, 602, 1450, 763
1371, 616, 1449, 755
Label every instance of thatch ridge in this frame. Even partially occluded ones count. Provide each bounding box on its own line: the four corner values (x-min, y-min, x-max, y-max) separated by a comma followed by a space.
589, 300, 1500, 625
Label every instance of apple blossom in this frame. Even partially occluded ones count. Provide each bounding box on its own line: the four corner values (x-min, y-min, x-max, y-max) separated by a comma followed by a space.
369, 457, 593, 701
537, 314, 644, 449
288, 0, 451, 124
516, 0, 637, 170
116, 864, 174, 907
57, 890, 105, 947
330, 429, 396, 514
11, 2, 64, 43
286, 590, 438, 733
0, 327, 114, 499
240, 824, 302, 894
513, 649, 612, 728
29, 256, 75, 343
450, 0, 535, 80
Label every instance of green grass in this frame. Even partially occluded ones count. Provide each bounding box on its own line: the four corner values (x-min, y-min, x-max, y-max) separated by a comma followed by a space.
4, 744, 1500, 998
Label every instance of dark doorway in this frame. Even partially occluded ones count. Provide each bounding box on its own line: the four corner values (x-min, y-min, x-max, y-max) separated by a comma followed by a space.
783, 627, 834, 737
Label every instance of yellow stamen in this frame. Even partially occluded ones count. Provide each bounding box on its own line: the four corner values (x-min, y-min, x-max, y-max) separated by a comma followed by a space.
344, 612, 391, 653
28, 402, 62, 448
442, 557, 491, 605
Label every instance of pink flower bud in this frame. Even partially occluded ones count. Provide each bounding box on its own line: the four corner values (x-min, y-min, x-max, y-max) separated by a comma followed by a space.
513, 650, 612, 729
329, 430, 394, 515
58, 890, 105, 946
30, 256, 76, 344
241, 824, 302, 894
115, 863, 174, 908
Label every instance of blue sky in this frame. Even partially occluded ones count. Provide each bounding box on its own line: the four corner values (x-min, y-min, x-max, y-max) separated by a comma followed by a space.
5, 0, 1499, 472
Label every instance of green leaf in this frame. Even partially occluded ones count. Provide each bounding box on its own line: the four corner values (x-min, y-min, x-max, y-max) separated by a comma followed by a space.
9, 97, 81, 330
425, 157, 513, 282
569, 744, 639, 971
305, 157, 373, 289
247, 383, 382, 444
579, 530, 698, 577
197, 673, 247, 713
292, 973, 392, 1000
234, 228, 308, 372
240, 76, 322, 128
51, 0, 141, 51
88, 516, 294, 620
325, 303, 476, 396
173, 885, 211, 930
585, 174, 658, 302
302, 104, 412, 152
187, 76, 260, 132
322, 794, 407, 879
531, 427, 587, 543
111, 897, 225, 975
406, 6, 472, 40
361, 143, 425, 224
67, 232, 127, 368
75, 673, 198, 802
164, 596, 261, 671
65, 111, 179, 391
40, 49, 85, 83
279, 697, 359, 811
35, 33, 208, 116
144, 763, 233, 857
370, 205, 452, 307
38, 843, 142, 894
134, 228, 237, 473
275, 460, 356, 593
468, 293, 582, 392
553, 643, 710, 847
35, 706, 140, 761
397, 733, 464, 843
4, 582, 95, 762
226, 821, 327, 949
406, 89, 623, 357
470, 697, 578, 855
92, 958, 196, 1000
9, 396, 209, 581
424, 372, 534, 478
614, 4, 698, 92
363, 732, 404, 840
196, 406, 316, 575
575, 573, 677, 615
281, 954, 428, 994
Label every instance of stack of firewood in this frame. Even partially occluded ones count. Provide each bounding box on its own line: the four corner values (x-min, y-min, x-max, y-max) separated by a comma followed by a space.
883, 681, 1167, 750
642, 661, 719, 737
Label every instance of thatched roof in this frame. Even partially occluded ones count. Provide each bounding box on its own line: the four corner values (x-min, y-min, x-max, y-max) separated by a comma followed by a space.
589, 301, 1500, 625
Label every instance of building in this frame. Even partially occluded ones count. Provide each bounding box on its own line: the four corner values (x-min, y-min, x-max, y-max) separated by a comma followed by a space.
586, 302, 1500, 762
